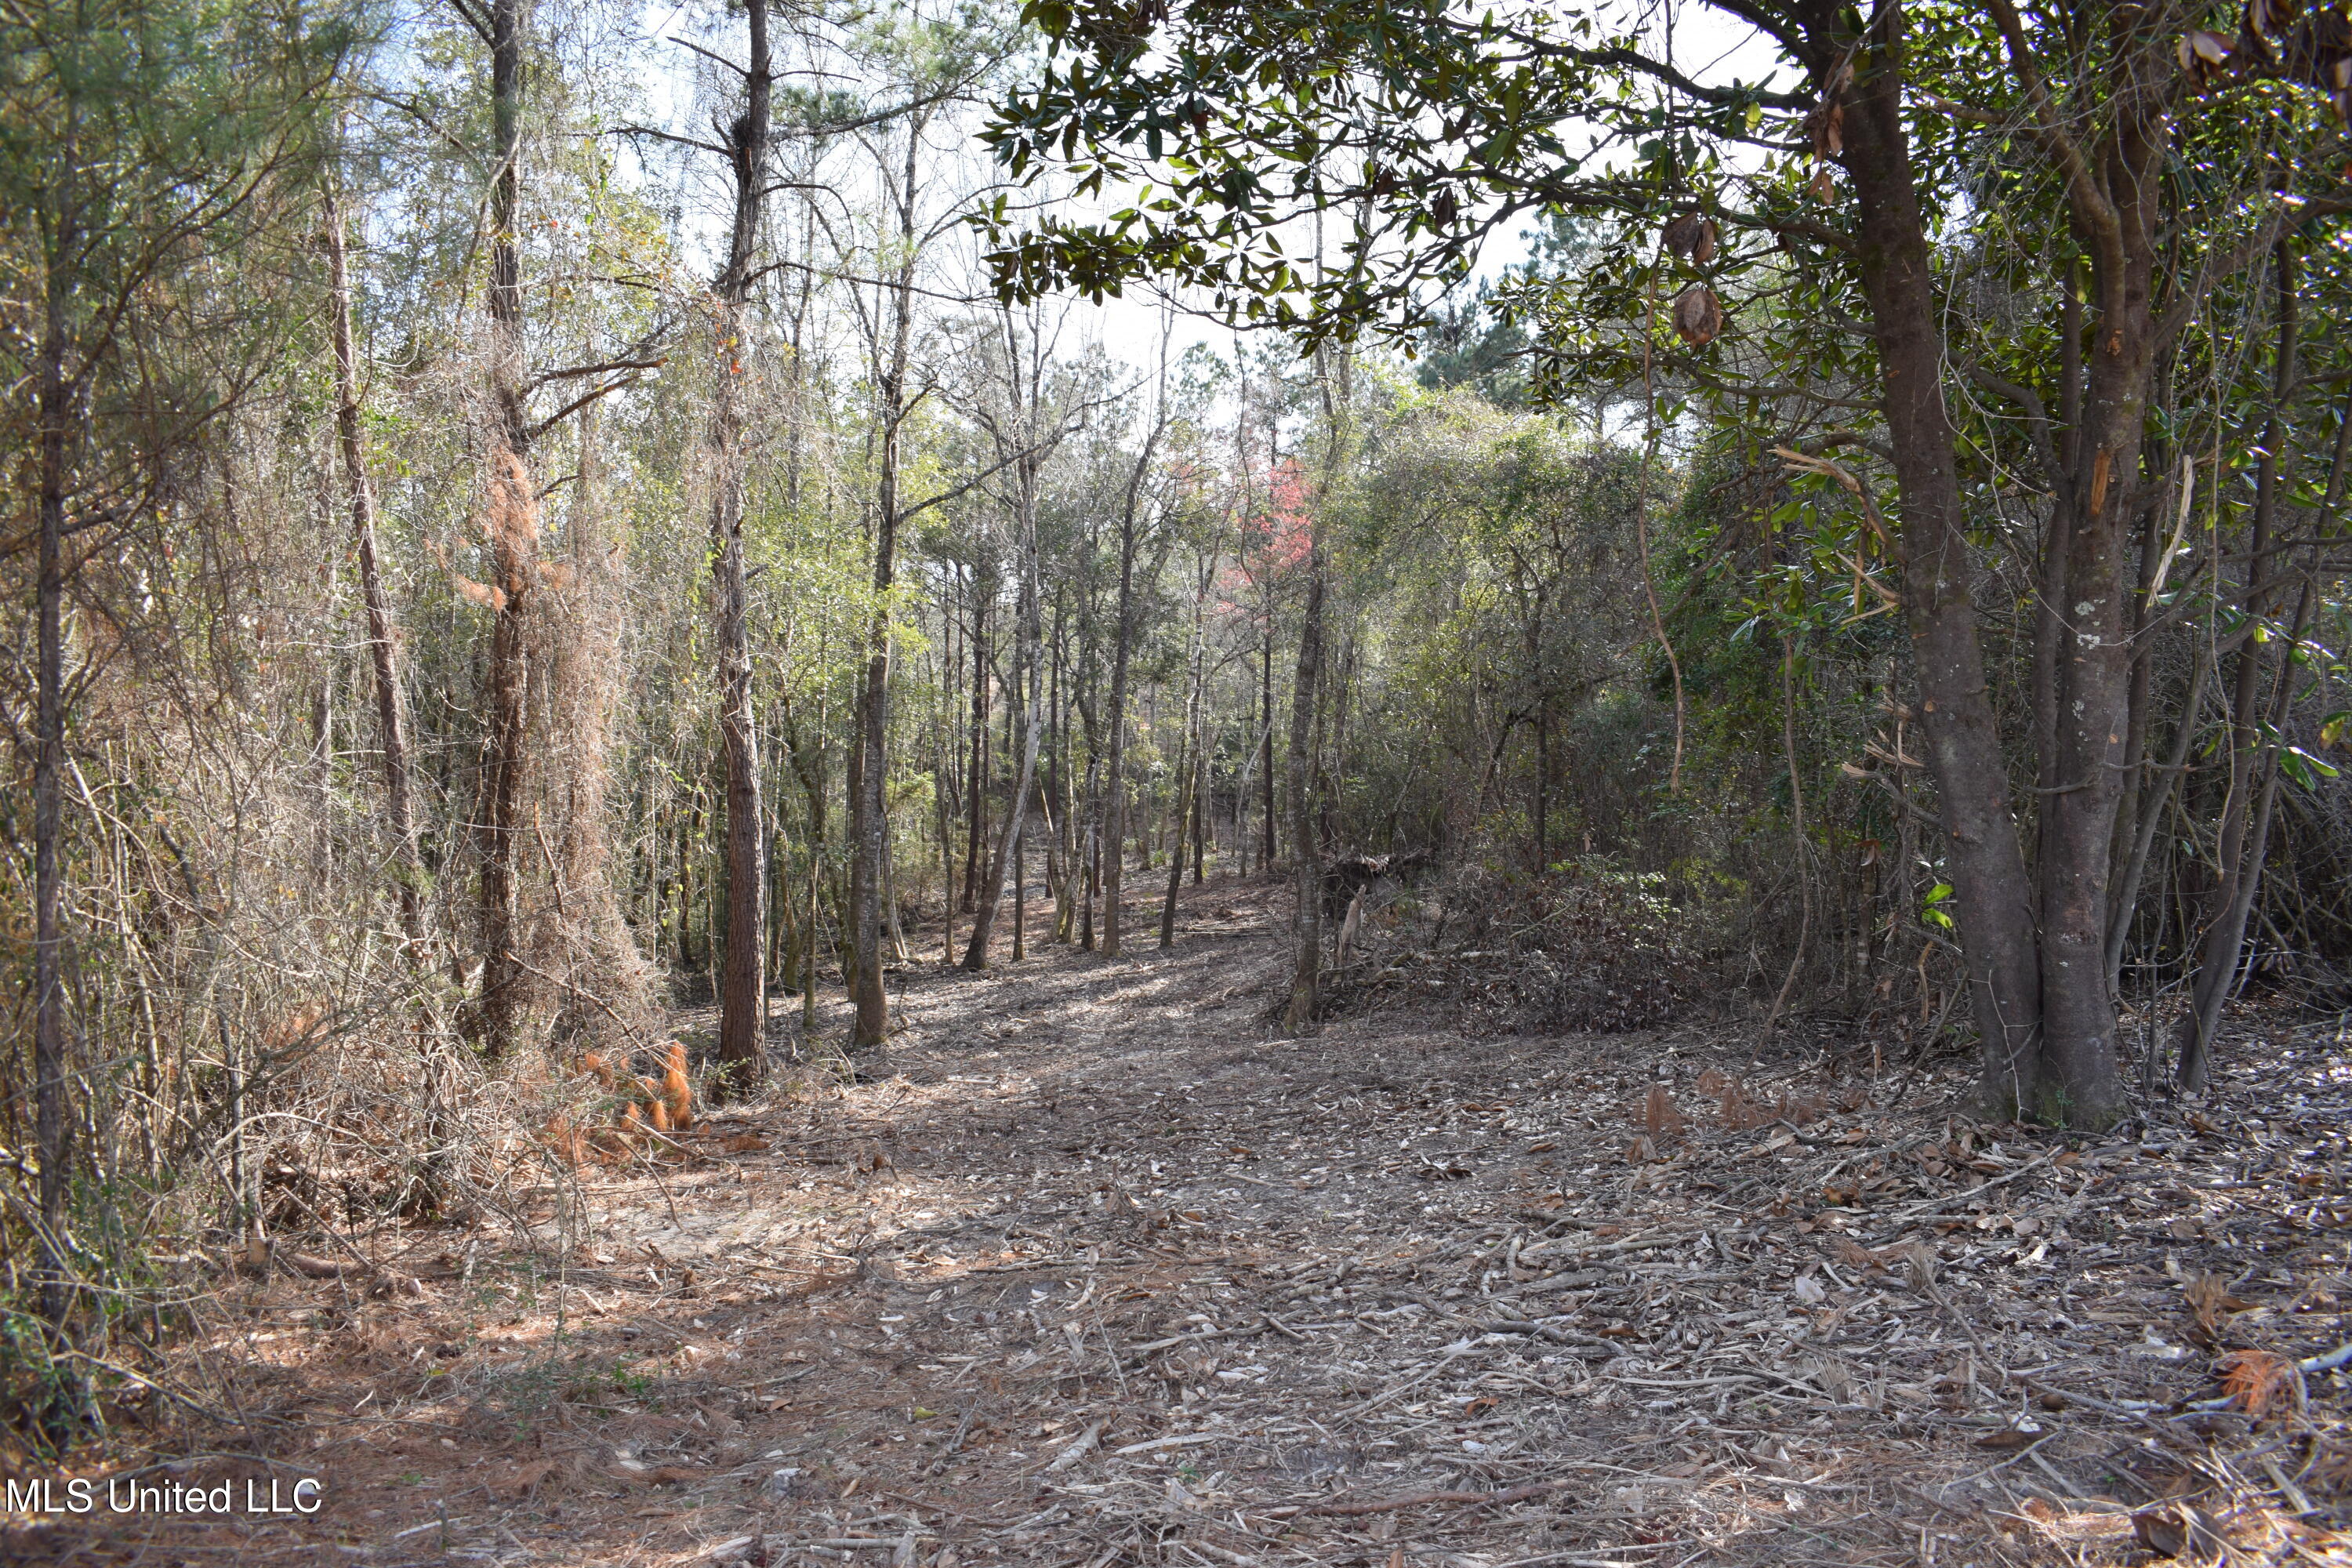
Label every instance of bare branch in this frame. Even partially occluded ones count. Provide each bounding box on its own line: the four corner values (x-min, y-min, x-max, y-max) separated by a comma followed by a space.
441, 0, 494, 47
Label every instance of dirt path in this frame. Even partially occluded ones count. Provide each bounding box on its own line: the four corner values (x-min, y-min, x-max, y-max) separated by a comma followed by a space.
13, 878, 2351, 1566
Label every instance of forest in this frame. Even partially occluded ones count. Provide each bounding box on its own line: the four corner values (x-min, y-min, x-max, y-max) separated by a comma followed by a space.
5, 0, 2352, 1562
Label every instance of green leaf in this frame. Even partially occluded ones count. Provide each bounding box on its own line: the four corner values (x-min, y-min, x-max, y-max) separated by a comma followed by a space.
2284, 746, 2339, 788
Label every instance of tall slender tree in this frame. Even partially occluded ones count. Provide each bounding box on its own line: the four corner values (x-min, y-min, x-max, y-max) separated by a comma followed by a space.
962, 310, 1054, 970
324, 180, 425, 949
466, 0, 541, 1058
703, 0, 775, 1092
847, 104, 930, 1054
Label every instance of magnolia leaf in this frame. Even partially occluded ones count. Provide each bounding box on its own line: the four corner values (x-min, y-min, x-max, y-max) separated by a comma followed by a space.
1671, 285, 1722, 346
2178, 28, 2234, 89
2244, 0, 2299, 40
1661, 210, 1715, 263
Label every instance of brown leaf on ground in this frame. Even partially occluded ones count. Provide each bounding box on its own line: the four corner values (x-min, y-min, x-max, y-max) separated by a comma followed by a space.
1697, 1068, 1770, 1129
2134, 1502, 2227, 1560
2219, 1349, 2299, 1416
2183, 1271, 2255, 1338
2187, 1271, 2229, 1337
489, 1458, 557, 1500
1830, 1236, 1887, 1273
1640, 1083, 1685, 1140
1974, 1425, 2040, 1451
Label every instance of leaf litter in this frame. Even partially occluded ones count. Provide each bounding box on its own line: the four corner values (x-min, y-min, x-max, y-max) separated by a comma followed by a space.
13, 880, 2352, 1566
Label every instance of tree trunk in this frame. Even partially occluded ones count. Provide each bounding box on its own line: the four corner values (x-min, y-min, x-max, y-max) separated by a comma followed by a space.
325, 183, 424, 947
470, 0, 539, 1058
1102, 402, 1170, 956
325, 178, 463, 1212
1102, 546, 1136, 955
848, 117, 924, 1054
935, 690, 956, 964
1050, 609, 1076, 942
884, 813, 908, 961
472, 448, 539, 1054
1283, 528, 1327, 1032
709, 0, 774, 1094
2103, 475, 2171, 996
1769, 635, 1813, 1028
964, 437, 1047, 968
2177, 360, 2351, 1088
966, 650, 1042, 967
1192, 690, 1208, 884
2174, 238, 2295, 1089
963, 577, 989, 913
1079, 755, 1098, 950
1835, 19, 2043, 1116
2030, 267, 2082, 804
1160, 719, 1192, 949
1260, 611, 1277, 870
1013, 820, 1027, 960
2179, 583, 2314, 1088
2108, 648, 2209, 990
1163, 555, 1210, 945
2029, 187, 2156, 1132
34, 208, 72, 1327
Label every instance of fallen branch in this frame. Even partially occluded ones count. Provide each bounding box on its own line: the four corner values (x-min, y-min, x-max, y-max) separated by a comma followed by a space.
1871, 1149, 2060, 1228
2299, 1341, 2352, 1375
1127, 1314, 1284, 1354
1334, 1338, 1494, 1419
1277, 1478, 1574, 1517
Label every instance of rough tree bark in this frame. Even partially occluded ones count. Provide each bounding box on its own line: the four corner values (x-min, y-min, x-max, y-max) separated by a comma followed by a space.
848, 112, 926, 1054
1835, 32, 2043, 1112
707, 0, 774, 1093
33, 162, 72, 1326
1282, 522, 1326, 1033
1101, 492, 1141, 956
963, 572, 989, 914
1259, 601, 1276, 870
470, 0, 540, 1058
2009, 3, 2163, 1128
1813, 0, 2205, 1124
